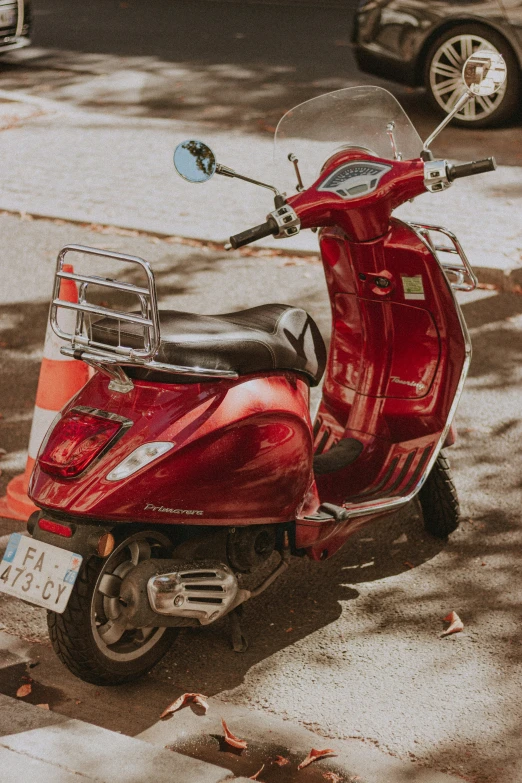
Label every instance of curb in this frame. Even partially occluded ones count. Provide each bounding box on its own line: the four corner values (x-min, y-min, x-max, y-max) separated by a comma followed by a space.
1, 207, 520, 292
0, 694, 252, 783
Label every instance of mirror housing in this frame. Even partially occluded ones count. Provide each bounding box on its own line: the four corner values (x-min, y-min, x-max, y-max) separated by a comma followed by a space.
173, 140, 217, 183
422, 49, 507, 156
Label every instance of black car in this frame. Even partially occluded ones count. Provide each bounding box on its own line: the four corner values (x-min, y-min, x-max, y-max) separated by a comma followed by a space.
0, 1, 31, 55
353, 0, 522, 127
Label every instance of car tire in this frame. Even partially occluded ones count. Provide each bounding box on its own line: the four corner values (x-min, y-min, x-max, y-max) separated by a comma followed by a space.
424, 23, 521, 128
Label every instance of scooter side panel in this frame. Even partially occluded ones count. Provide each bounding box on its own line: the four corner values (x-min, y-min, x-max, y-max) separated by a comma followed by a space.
297, 220, 467, 554
29, 372, 313, 525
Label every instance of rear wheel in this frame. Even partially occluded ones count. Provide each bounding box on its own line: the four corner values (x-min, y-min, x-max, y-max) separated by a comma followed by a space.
424, 24, 520, 128
418, 452, 460, 538
48, 530, 178, 685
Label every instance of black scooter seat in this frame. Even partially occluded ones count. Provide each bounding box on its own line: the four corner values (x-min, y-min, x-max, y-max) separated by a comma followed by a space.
92, 303, 327, 385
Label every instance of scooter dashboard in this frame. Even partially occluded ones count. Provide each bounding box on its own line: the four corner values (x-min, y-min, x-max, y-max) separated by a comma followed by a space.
317, 161, 392, 200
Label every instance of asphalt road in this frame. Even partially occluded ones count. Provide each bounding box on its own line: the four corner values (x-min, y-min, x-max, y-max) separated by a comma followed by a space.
0, 212, 521, 783
0, 0, 520, 164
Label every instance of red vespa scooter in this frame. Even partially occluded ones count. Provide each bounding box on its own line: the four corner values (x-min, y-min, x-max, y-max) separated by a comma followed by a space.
0, 51, 506, 685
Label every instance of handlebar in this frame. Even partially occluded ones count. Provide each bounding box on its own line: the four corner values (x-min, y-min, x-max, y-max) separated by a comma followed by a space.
228, 217, 278, 249
447, 157, 496, 181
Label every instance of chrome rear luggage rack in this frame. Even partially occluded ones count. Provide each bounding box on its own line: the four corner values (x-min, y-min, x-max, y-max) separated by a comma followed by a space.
51, 245, 238, 393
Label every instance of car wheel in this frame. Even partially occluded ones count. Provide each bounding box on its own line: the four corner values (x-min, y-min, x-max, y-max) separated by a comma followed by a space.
424, 23, 520, 128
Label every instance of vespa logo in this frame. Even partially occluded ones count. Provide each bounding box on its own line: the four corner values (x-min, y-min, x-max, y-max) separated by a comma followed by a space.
144, 503, 204, 517
391, 376, 426, 393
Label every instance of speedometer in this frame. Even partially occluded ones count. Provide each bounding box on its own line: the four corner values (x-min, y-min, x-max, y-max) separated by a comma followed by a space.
318, 161, 392, 200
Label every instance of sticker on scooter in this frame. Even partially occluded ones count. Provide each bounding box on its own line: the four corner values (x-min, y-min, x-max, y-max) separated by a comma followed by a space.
401, 275, 425, 300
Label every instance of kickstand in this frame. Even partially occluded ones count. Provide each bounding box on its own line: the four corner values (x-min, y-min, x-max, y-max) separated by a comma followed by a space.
229, 606, 248, 653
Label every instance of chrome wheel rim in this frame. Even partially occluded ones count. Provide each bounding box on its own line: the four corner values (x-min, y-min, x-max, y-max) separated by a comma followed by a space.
90, 530, 170, 663
429, 34, 507, 121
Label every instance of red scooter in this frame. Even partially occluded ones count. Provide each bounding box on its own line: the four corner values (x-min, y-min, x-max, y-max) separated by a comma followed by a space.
0, 51, 506, 684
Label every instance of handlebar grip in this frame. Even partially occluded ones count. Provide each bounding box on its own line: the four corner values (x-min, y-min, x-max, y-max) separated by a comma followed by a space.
229, 218, 278, 250
447, 157, 496, 181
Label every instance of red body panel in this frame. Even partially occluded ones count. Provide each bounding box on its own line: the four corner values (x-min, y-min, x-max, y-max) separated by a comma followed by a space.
295, 219, 466, 557
30, 148, 467, 563
30, 373, 313, 525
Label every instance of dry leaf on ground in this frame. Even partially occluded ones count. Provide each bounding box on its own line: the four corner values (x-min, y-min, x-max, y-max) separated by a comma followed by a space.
441, 611, 464, 637
36, 703, 49, 710
298, 748, 337, 770
274, 755, 290, 766
16, 683, 32, 698
221, 718, 248, 750
160, 692, 209, 719
249, 764, 265, 780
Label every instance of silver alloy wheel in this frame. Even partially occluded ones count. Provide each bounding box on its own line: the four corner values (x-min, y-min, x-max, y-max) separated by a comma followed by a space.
429, 34, 507, 122
90, 530, 170, 662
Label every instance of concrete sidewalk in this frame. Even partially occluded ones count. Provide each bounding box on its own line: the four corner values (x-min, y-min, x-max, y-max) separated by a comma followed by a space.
0, 692, 467, 783
0, 694, 253, 783
0, 96, 521, 290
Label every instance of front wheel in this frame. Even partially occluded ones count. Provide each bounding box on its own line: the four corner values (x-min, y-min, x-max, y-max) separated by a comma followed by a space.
48, 530, 178, 685
418, 452, 460, 539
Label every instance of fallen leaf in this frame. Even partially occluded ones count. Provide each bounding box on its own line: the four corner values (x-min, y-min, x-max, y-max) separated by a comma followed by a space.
392, 533, 407, 544
404, 561, 415, 569
36, 703, 49, 710
285, 627, 293, 633
250, 764, 265, 780
298, 748, 337, 770
160, 692, 209, 719
221, 718, 247, 750
274, 755, 290, 766
512, 284, 522, 295
16, 683, 32, 698
441, 611, 464, 637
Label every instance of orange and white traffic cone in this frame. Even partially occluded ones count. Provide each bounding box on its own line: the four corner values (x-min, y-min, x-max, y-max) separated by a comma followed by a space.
0, 264, 90, 521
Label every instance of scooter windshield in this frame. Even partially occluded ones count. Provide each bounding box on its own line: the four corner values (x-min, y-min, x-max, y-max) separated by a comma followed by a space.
274, 86, 423, 193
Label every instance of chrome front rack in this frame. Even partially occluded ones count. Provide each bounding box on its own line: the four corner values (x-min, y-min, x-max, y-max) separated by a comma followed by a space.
50, 244, 238, 393
408, 223, 478, 292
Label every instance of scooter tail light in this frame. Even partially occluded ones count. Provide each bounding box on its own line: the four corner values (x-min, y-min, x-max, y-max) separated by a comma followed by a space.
37, 411, 122, 479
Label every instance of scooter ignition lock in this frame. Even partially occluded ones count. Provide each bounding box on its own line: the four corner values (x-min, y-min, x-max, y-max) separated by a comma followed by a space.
361, 270, 394, 297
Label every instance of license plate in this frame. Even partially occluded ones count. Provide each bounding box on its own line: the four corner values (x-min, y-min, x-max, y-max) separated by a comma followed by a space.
0, 534, 82, 614
0, 8, 16, 28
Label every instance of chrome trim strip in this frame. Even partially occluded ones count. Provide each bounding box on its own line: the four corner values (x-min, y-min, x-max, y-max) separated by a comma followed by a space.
337, 219, 472, 520
0, 37, 31, 52
15, 0, 23, 36
60, 347, 239, 380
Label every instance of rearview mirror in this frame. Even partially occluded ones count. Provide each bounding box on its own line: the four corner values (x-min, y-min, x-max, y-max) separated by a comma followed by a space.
423, 48, 507, 154
173, 140, 217, 183
463, 49, 507, 96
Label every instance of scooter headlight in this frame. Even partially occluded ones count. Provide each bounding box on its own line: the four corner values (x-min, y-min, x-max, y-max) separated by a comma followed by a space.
106, 442, 174, 482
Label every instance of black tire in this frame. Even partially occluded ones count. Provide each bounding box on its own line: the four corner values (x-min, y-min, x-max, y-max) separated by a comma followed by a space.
418, 452, 460, 539
48, 531, 178, 685
424, 23, 521, 128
